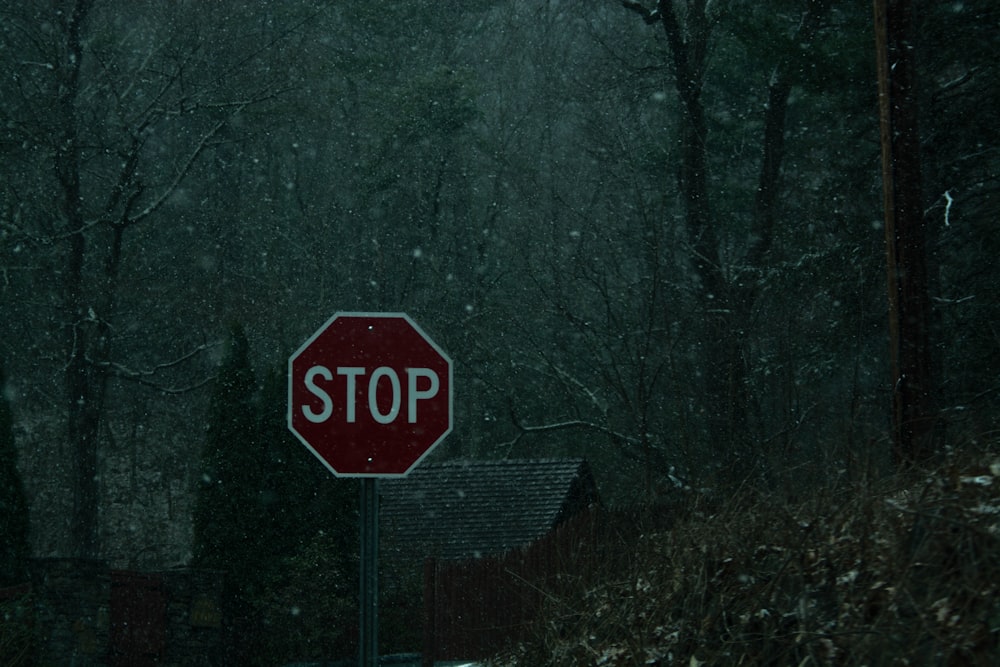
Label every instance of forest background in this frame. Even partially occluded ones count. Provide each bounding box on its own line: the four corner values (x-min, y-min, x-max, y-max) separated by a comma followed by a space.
0, 0, 997, 640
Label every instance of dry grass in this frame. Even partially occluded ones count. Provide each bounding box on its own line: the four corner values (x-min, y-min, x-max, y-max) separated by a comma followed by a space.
492, 449, 1000, 666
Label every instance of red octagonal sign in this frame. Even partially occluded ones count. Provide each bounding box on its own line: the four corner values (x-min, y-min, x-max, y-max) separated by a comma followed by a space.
288, 312, 453, 477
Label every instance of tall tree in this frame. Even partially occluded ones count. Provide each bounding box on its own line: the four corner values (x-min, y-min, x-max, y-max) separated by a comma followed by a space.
0, 358, 30, 585
191, 325, 261, 578
621, 0, 835, 478
874, 0, 935, 464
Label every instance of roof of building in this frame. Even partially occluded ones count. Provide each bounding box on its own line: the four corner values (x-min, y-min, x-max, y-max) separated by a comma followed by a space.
379, 458, 598, 561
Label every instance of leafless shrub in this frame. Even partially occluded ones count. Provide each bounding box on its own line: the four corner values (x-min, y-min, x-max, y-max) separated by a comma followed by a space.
491, 448, 1000, 666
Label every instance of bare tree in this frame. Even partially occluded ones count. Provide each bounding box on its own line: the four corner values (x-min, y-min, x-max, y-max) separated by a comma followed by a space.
622, 0, 834, 479
1, 0, 279, 557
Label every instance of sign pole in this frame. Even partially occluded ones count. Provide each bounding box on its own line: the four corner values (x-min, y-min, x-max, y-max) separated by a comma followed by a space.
288, 313, 453, 666
359, 478, 379, 667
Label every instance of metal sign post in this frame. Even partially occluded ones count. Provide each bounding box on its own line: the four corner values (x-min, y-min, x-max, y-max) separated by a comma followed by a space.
359, 478, 379, 667
288, 313, 453, 667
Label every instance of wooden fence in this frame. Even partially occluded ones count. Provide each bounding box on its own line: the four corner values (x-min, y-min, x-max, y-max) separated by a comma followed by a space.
421, 505, 650, 664
110, 570, 168, 666
0, 560, 224, 666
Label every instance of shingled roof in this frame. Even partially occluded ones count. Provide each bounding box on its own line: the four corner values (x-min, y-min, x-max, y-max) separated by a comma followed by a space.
379, 458, 598, 561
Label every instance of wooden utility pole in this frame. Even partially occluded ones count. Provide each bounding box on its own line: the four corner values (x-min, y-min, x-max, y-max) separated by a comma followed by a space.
873, 0, 935, 465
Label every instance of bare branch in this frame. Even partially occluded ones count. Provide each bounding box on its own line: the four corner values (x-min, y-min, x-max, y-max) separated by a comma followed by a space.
126, 114, 231, 225
505, 407, 639, 447
621, 1, 660, 25
106, 341, 222, 394
112, 369, 216, 395
127, 87, 285, 225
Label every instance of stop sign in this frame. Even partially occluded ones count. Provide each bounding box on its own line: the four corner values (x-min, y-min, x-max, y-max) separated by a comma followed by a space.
287, 312, 453, 477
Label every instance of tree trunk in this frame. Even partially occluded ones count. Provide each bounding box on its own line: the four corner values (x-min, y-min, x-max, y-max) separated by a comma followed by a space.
624, 1, 836, 479
57, 0, 102, 559
651, 1, 751, 471
873, 0, 935, 465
